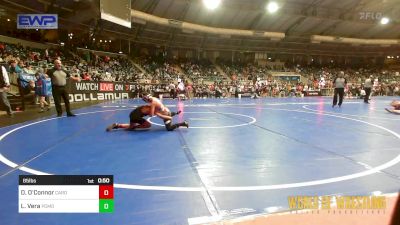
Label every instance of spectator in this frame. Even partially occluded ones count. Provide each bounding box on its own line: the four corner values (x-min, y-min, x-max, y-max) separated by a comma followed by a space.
9, 60, 22, 74
23, 63, 35, 74
0, 63, 13, 117
81, 72, 92, 81
34, 70, 51, 113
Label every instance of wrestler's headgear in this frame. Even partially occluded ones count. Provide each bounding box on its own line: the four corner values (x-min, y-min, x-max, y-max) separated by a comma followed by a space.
141, 92, 152, 102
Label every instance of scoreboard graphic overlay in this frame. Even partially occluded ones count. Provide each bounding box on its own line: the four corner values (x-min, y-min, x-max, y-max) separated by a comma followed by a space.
18, 175, 114, 213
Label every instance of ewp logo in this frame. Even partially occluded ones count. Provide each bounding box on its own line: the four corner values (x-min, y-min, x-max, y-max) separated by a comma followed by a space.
17, 14, 58, 29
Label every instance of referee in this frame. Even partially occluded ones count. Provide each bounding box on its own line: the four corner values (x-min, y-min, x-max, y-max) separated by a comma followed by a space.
47, 59, 80, 117
332, 71, 347, 108
364, 75, 373, 104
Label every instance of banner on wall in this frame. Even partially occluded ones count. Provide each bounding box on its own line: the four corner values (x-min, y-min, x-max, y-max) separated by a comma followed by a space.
67, 81, 136, 102
302, 90, 322, 96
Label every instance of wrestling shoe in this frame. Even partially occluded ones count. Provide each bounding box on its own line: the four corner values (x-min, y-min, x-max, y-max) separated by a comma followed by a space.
106, 123, 118, 132
171, 110, 182, 116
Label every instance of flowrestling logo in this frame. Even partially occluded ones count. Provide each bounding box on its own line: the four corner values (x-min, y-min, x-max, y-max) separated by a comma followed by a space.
17, 14, 58, 29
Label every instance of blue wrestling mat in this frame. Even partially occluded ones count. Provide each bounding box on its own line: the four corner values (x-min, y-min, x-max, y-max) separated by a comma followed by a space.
1, 97, 400, 225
